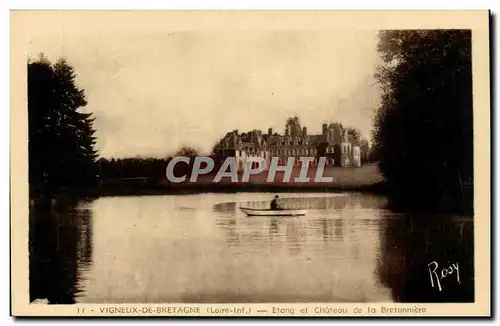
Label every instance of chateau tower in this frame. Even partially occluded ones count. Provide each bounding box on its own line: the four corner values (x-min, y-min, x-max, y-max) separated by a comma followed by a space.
340, 129, 350, 167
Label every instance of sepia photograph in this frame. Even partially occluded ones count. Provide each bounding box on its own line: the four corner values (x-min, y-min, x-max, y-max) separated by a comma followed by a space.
10, 10, 490, 317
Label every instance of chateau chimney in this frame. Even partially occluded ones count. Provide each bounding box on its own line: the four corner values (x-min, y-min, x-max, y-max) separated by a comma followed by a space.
268, 128, 272, 135
322, 123, 328, 135
233, 129, 239, 136
302, 126, 307, 136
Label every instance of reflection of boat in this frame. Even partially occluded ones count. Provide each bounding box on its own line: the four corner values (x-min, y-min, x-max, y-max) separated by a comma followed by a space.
239, 207, 307, 216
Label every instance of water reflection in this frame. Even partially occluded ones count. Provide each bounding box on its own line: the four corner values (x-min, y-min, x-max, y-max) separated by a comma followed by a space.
377, 214, 474, 302
212, 193, 388, 213
29, 200, 94, 304
28, 193, 473, 303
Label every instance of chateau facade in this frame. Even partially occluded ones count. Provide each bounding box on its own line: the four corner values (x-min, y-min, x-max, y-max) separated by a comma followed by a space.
214, 118, 361, 171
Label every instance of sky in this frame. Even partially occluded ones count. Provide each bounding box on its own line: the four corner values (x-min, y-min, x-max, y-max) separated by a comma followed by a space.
21, 12, 382, 158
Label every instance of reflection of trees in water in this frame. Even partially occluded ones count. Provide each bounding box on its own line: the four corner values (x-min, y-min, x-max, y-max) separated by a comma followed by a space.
334, 219, 343, 241
285, 221, 304, 255
75, 207, 93, 294
321, 218, 332, 241
212, 202, 238, 214
277, 194, 387, 210
29, 200, 94, 304
377, 214, 474, 302
307, 218, 337, 243
269, 218, 279, 236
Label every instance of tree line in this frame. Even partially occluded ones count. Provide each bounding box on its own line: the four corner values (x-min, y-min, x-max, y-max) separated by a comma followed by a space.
372, 30, 473, 214
97, 146, 199, 180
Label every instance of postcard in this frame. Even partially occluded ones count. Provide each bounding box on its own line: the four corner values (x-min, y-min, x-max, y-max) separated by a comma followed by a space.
10, 10, 490, 317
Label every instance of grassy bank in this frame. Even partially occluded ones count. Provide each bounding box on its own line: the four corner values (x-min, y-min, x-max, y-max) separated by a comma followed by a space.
98, 163, 387, 196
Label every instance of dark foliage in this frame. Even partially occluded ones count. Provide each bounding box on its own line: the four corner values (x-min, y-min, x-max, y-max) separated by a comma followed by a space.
97, 157, 171, 179
28, 55, 98, 197
97, 148, 199, 181
346, 127, 373, 163
174, 146, 199, 158
359, 138, 371, 164
372, 30, 473, 214
345, 127, 362, 146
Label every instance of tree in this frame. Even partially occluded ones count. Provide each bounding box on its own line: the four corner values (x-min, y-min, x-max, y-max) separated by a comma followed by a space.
98, 157, 170, 179
359, 138, 370, 164
372, 30, 473, 213
285, 116, 301, 136
211, 142, 221, 155
28, 55, 98, 196
175, 146, 199, 158
345, 127, 362, 146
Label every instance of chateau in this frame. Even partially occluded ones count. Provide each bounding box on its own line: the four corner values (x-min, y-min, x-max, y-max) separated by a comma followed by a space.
214, 117, 362, 171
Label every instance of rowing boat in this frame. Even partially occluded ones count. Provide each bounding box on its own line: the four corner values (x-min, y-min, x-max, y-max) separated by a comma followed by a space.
239, 207, 307, 216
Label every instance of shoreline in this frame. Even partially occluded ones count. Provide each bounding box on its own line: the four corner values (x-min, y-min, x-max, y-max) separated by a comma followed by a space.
96, 180, 390, 197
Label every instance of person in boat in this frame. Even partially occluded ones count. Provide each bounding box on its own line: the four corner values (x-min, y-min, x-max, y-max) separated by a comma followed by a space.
270, 195, 284, 210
